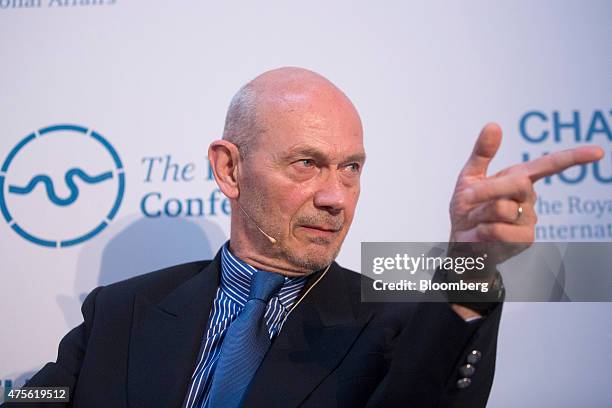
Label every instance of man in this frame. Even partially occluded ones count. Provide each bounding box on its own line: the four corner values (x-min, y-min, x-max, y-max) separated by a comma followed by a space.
4, 67, 603, 407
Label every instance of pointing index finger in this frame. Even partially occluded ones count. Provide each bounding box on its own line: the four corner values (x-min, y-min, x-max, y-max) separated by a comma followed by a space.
523, 146, 604, 182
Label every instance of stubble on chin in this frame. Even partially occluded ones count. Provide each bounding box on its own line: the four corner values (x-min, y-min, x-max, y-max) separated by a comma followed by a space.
281, 238, 342, 273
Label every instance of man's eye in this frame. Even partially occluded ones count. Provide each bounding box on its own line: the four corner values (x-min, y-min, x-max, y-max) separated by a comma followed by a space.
346, 163, 360, 172
300, 159, 315, 167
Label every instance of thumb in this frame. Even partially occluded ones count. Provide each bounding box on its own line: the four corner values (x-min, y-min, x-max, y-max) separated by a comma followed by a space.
460, 123, 503, 178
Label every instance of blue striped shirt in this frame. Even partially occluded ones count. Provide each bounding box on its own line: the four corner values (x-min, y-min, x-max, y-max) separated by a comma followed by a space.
183, 242, 308, 408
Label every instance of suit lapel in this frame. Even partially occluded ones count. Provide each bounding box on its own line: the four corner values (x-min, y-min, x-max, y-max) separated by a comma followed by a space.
244, 263, 373, 407
127, 252, 221, 408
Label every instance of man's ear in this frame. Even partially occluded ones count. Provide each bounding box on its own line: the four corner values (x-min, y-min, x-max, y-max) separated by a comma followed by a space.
208, 140, 241, 199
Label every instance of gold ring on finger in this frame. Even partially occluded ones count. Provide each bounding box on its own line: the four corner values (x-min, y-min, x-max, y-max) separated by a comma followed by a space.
516, 204, 524, 223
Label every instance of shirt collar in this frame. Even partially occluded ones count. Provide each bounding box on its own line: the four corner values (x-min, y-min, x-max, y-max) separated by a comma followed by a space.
220, 241, 308, 308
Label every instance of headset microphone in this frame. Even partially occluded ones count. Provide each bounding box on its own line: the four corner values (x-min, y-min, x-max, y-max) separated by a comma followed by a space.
237, 201, 277, 244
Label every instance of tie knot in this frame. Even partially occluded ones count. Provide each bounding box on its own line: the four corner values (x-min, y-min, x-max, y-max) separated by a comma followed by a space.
248, 270, 284, 302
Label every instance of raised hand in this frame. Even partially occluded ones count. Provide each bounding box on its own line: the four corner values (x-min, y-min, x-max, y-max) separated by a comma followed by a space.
449, 123, 604, 244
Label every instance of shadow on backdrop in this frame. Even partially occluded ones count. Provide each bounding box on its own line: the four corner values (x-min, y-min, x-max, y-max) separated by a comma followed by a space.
56, 215, 227, 329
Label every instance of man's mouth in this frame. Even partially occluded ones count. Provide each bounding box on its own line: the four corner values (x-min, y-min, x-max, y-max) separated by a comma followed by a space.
297, 225, 341, 236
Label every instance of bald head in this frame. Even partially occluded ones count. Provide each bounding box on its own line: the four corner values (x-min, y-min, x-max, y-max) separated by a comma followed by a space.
222, 67, 361, 157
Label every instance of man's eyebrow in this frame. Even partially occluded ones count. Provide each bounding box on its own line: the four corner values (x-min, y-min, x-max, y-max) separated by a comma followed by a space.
344, 153, 367, 164
284, 146, 327, 161
283, 145, 366, 164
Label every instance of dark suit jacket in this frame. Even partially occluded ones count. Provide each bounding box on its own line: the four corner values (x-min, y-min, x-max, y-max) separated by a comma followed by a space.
3, 250, 502, 408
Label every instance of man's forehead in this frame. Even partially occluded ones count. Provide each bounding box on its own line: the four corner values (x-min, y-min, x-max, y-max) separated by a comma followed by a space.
249, 80, 363, 154
259, 87, 352, 118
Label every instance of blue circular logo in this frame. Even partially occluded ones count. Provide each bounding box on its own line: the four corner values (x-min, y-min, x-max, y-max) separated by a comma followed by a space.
0, 124, 125, 247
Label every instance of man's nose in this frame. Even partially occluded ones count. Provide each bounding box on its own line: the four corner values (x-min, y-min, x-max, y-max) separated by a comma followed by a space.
313, 171, 346, 214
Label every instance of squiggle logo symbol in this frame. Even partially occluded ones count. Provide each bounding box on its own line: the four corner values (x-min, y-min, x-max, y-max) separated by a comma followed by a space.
0, 124, 125, 247
9, 169, 114, 206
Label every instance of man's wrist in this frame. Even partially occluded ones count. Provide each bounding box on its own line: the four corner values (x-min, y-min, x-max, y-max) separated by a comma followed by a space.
437, 266, 505, 316
449, 270, 504, 315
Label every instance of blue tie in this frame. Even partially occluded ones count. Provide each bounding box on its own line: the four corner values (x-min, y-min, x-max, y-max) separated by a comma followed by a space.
205, 270, 285, 407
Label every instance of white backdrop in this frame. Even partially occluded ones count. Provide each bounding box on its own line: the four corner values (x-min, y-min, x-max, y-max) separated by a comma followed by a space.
1, 1, 611, 406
